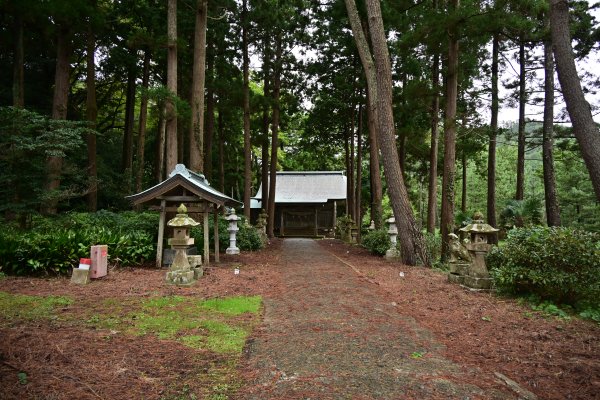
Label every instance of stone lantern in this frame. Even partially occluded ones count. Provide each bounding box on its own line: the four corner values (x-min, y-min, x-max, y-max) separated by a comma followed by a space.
368, 220, 376, 231
458, 211, 499, 290
255, 209, 268, 244
385, 216, 400, 260
226, 208, 240, 255
166, 204, 201, 286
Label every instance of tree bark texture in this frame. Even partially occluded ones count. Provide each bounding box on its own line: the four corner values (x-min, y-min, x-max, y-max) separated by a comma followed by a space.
135, 50, 151, 193
13, 14, 24, 108
487, 33, 499, 229
242, 0, 252, 219
205, 45, 215, 181
366, 88, 383, 229
122, 66, 136, 180
166, 0, 178, 173
44, 26, 71, 214
362, 0, 430, 266
461, 152, 467, 213
550, 0, 600, 201
155, 103, 166, 183
267, 33, 282, 238
261, 37, 271, 218
542, 36, 561, 226
356, 102, 363, 239
427, 52, 439, 233
86, 25, 98, 211
189, 0, 208, 173
218, 107, 225, 193
440, 0, 460, 260
516, 40, 526, 201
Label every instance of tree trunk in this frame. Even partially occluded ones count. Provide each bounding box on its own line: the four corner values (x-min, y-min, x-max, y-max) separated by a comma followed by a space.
516, 39, 526, 201
86, 24, 98, 211
205, 45, 215, 181
349, 105, 355, 220
261, 36, 271, 218
461, 152, 467, 213
348, 0, 429, 266
166, 0, 178, 173
267, 33, 282, 238
135, 50, 151, 193
155, 102, 167, 183
550, 0, 600, 201
487, 33, 499, 230
440, 0, 460, 260
427, 52, 439, 234
356, 101, 363, 239
542, 36, 561, 226
122, 66, 136, 185
218, 107, 225, 193
13, 14, 24, 108
242, 0, 252, 219
189, 0, 208, 173
366, 88, 383, 228
44, 26, 71, 215
345, 125, 352, 217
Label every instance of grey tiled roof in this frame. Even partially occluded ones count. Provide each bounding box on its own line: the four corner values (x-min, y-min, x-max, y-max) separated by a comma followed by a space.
251, 171, 346, 208
126, 164, 240, 206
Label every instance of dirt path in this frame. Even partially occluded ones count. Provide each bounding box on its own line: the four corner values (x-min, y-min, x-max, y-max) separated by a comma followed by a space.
239, 239, 516, 399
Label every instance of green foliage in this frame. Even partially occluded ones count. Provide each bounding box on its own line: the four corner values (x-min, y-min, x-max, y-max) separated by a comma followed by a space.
0, 211, 157, 275
237, 223, 264, 251
487, 227, 600, 306
361, 229, 391, 256
423, 232, 442, 263
191, 216, 229, 256
0, 107, 92, 215
499, 198, 543, 229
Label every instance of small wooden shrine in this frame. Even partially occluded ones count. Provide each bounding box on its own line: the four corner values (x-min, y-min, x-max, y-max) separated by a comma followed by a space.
126, 164, 240, 267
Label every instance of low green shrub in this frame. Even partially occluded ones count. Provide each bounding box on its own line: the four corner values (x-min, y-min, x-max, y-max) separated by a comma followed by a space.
190, 216, 229, 255
0, 222, 155, 276
237, 224, 264, 251
423, 232, 441, 262
361, 229, 391, 256
487, 227, 600, 306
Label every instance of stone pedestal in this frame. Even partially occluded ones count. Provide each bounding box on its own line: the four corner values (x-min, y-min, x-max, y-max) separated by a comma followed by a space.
385, 216, 400, 261
226, 209, 240, 255
463, 242, 493, 290
448, 262, 469, 284
71, 268, 91, 285
165, 204, 200, 286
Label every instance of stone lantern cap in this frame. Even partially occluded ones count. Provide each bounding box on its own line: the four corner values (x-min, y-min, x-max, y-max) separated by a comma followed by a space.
225, 208, 240, 221
459, 211, 498, 234
167, 204, 200, 228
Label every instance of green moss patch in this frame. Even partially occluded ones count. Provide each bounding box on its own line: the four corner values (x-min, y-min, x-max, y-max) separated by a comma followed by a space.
199, 296, 262, 315
0, 291, 72, 323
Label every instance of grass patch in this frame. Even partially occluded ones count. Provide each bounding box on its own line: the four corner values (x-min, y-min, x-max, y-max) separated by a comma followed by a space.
0, 291, 72, 322
199, 296, 262, 315
201, 320, 248, 354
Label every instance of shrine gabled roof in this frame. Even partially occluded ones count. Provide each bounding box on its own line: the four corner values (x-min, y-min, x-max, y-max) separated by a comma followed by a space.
126, 164, 240, 207
251, 171, 346, 208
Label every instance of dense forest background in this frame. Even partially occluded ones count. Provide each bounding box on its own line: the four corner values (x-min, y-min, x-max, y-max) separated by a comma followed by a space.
1, 0, 599, 252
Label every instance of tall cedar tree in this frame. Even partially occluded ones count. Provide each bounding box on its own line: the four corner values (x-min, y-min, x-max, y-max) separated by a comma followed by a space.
440, 0, 460, 260
542, 30, 561, 226
165, 0, 178, 173
345, 0, 430, 266
549, 0, 600, 201
242, 0, 252, 219
190, 0, 208, 173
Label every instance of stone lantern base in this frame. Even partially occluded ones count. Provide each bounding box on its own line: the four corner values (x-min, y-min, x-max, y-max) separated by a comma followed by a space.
166, 269, 196, 286
463, 275, 493, 290
447, 262, 469, 284
385, 248, 400, 260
